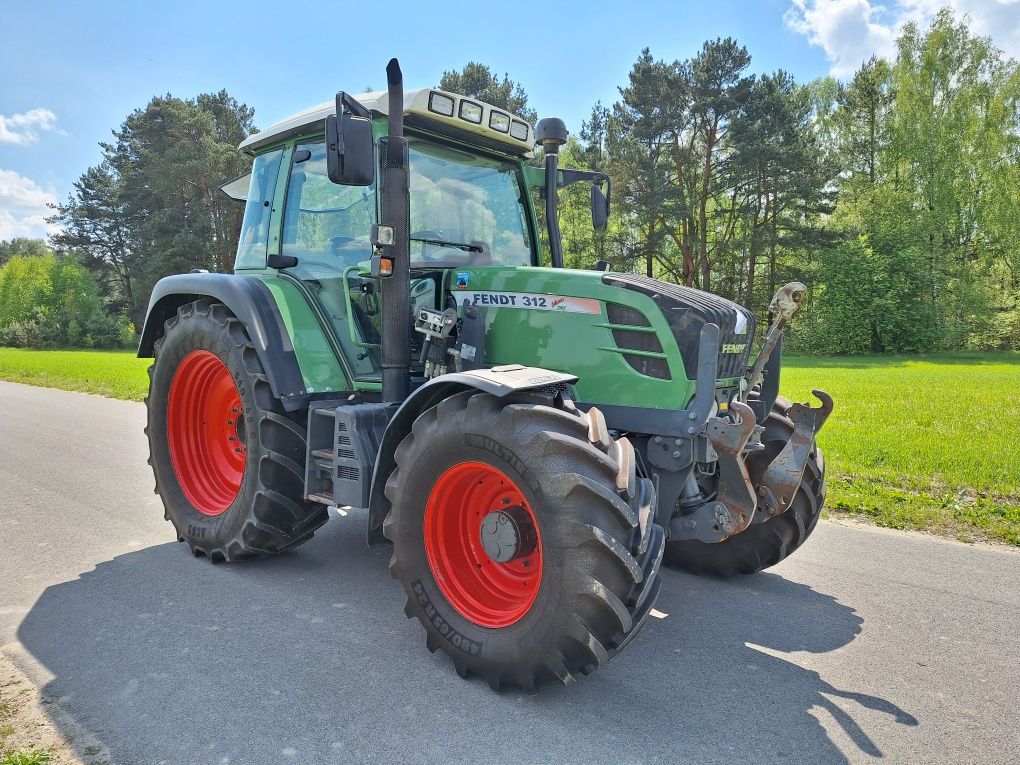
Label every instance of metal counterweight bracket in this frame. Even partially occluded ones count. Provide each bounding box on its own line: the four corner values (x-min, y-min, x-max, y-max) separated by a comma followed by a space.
671, 401, 759, 544
756, 389, 833, 520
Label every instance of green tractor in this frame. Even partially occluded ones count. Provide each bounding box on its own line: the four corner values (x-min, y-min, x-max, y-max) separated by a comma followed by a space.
139, 59, 831, 690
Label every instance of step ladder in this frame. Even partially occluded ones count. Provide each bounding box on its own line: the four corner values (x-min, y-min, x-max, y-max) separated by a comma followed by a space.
305, 402, 392, 509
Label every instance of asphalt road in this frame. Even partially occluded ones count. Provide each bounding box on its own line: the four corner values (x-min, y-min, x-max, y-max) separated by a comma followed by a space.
1, 381, 1018, 765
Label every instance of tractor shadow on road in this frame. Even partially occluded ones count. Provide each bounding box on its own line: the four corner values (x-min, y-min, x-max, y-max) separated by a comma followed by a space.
16, 511, 917, 764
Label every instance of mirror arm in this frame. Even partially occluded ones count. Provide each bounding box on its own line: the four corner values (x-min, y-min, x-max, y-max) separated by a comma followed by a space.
338, 91, 371, 120
558, 169, 609, 189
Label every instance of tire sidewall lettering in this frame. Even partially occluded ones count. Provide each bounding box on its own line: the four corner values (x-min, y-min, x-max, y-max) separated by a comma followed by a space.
411, 579, 481, 656
462, 433, 540, 493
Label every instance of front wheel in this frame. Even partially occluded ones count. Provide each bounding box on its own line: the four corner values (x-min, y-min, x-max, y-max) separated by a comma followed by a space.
383, 391, 664, 691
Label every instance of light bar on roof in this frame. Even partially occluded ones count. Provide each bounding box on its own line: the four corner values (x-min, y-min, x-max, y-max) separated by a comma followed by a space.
413, 90, 535, 151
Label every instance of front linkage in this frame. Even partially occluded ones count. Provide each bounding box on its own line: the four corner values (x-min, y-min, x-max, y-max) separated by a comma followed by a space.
655, 283, 833, 546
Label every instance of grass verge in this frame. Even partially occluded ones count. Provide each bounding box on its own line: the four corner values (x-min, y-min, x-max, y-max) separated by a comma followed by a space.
0, 680, 51, 765
1, 748, 53, 765
0, 348, 148, 401
0, 648, 106, 765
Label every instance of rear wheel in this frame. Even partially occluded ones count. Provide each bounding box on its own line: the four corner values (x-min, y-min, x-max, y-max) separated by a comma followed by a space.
145, 300, 328, 562
664, 398, 825, 577
384, 390, 664, 690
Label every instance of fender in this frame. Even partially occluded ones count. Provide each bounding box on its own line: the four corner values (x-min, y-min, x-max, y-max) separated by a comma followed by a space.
137, 273, 309, 412
365, 365, 579, 545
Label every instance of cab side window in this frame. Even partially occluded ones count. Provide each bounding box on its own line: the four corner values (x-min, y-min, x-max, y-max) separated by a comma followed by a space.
282, 141, 376, 278
235, 148, 283, 269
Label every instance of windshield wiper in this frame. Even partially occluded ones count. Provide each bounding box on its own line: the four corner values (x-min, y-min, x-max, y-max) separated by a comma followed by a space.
410, 237, 482, 253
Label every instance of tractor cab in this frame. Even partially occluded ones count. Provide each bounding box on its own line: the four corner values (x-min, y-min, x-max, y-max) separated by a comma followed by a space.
225, 90, 530, 376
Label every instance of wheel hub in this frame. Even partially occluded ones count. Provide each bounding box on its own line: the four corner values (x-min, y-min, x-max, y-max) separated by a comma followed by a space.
167, 350, 245, 516
423, 462, 543, 628
479, 506, 537, 563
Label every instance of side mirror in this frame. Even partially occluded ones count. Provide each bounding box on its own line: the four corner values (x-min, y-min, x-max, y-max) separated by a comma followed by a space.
326, 92, 374, 186
591, 180, 610, 232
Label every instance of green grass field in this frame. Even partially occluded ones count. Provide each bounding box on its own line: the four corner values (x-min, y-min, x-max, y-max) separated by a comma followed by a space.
782, 352, 1020, 545
1, 347, 1017, 545
0, 348, 149, 401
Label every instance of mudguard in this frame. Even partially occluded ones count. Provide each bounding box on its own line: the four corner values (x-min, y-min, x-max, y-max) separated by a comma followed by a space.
365, 365, 578, 545
137, 273, 309, 412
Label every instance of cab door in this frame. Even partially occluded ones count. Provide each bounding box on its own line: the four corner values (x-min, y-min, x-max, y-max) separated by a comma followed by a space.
278, 139, 382, 382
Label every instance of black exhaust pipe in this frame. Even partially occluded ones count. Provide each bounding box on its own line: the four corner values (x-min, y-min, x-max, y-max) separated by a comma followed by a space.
379, 58, 411, 403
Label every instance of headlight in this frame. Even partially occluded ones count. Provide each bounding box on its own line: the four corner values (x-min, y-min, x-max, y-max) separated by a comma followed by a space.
459, 100, 483, 124
489, 111, 510, 133
510, 120, 529, 141
428, 92, 455, 117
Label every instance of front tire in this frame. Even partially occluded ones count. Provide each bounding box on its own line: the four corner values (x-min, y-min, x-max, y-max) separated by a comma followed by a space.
145, 300, 328, 562
384, 391, 664, 690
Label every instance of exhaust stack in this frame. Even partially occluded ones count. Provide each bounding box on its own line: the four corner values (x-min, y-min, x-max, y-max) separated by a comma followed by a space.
379, 58, 411, 403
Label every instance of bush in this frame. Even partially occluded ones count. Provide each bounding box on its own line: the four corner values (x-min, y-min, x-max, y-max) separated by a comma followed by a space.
0, 253, 134, 349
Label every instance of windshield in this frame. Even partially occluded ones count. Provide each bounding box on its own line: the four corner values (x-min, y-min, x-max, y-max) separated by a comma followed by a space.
408, 138, 532, 267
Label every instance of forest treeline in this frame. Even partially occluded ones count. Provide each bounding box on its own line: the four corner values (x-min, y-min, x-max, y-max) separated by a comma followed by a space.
554, 9, 1020, 353
2, 8, 1016, 353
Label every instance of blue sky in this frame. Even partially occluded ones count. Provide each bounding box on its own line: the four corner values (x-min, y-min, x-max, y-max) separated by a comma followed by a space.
2, 0, 1018, 240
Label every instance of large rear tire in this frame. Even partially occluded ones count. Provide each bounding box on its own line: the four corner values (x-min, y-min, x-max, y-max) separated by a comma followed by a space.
145, 300, 328, 562
384, 391, 664, 690
664, 397, 825, 577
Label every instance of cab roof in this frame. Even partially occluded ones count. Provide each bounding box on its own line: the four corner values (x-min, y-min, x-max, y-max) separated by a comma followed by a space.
238, 88, 535, 156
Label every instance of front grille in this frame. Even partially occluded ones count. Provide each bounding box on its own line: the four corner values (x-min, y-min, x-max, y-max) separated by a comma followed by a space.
607, 303, 651, 327
603, 274, 756, 380
622, 354, 671, 379
611, 329, 662, 353
606, 301, 671, 380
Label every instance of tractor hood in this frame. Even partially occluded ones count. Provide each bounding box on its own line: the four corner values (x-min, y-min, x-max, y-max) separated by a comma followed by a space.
444, 266, 755, 412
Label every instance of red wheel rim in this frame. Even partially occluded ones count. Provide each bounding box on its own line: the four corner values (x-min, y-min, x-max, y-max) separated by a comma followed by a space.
424, 462, 542, 628
167, 350, 245, 516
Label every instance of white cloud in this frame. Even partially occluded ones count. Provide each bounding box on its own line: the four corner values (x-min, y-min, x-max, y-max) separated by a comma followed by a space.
0, 169, 58, 240
0, 108, 58, 146
786, 0, 1020, 77
785, 0, 897, 76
